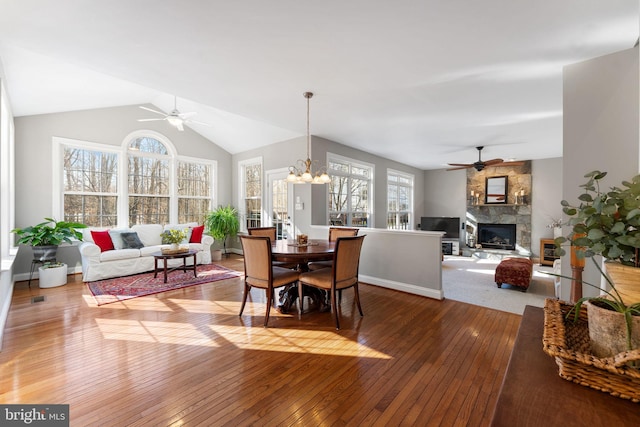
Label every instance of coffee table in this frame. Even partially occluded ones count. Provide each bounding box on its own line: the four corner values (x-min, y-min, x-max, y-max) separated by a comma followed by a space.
152, 249, 198, 283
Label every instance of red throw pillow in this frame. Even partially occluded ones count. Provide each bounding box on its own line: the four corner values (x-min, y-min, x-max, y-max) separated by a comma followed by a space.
91, 230, 114, 252
190, 225, 204, 243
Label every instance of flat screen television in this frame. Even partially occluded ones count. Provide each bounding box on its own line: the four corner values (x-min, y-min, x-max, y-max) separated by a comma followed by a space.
420, 216, 460, 239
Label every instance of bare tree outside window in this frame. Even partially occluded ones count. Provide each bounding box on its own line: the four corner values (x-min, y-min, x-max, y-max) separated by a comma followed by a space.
387, 170, 413, 230
328, 158, 372, 227
63, 147, 118, 227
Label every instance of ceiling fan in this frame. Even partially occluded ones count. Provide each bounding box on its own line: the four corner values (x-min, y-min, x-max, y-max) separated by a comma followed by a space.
446, 146, 525, 171
137, 96, 210, 131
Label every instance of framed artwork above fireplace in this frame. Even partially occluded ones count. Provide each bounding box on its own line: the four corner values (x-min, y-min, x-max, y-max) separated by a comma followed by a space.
485, 175, 507, 204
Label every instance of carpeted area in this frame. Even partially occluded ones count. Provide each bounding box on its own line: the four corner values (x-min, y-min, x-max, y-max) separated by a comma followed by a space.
87, 263, 242, 306
442, 255, 556, 315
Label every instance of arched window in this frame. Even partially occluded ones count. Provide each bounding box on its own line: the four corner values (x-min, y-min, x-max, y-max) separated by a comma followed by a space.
56, 132, 215, 227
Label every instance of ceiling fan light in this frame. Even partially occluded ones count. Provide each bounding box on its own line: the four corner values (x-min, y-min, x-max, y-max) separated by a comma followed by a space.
166, 115, 183, 127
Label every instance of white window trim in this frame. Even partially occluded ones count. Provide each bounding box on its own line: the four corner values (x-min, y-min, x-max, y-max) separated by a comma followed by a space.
327, 152, 375, 227
387, 168, 414, 230
238, 157, 263, 232
53, 132, 217, 227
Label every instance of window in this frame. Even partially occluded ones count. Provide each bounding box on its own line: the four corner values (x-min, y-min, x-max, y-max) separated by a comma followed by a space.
63, 146, 119, 227
328, 154, 373, 227
177, 160, 212, 224
128, 137, 170, 225
239, 158, 262, 231
387, 169, 414, 230
1, 80, 15, 255
56, 132, 215, 227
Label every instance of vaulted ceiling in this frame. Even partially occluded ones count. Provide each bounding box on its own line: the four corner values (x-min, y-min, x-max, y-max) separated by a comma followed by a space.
0, 1, 637, 169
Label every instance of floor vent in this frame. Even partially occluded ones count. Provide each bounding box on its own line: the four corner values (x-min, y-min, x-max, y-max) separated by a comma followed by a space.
31, 295, 46, 303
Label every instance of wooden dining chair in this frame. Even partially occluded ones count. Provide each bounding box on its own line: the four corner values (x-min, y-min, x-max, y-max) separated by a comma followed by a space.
308, 227, 359, 271
248, 226, 277, 240
248, 226, 297, 269
239, 235, 300, 327
298, 235, 366, 329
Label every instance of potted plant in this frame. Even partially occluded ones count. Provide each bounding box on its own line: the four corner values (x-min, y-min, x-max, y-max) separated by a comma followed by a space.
204, 205, 239, 257
12, 217, 87, 261
161, 228, 188, 251
555, 170, 640, 359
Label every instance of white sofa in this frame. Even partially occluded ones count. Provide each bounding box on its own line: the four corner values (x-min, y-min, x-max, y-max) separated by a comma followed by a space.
79, 223, 213, 282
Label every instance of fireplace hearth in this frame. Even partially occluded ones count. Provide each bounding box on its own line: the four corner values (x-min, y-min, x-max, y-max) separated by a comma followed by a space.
477, 223, 516, 250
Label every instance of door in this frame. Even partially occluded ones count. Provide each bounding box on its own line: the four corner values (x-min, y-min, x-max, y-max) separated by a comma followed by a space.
266, 169, 293, 240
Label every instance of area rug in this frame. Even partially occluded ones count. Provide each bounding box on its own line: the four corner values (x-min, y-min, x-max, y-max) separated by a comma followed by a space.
87, 264, 242, 306
442, 256, 556, 315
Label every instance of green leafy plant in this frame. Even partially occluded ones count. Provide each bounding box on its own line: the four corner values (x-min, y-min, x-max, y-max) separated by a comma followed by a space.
204, 205, 239, 256
555, 170, 640, 266
11, 217, 87, 246
162, 228, 188, 245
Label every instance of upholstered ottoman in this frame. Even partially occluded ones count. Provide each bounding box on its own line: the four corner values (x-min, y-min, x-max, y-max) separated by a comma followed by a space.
495, 258, 533, 292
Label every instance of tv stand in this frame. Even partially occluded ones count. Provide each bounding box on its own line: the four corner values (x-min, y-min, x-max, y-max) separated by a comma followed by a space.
442, 239, 459, 256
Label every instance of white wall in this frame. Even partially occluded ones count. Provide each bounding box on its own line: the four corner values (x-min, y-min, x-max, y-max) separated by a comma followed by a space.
531, 157, 564, 250
308, 226, 443, 300
12, 105, 233, 276
562, 46, 639, 299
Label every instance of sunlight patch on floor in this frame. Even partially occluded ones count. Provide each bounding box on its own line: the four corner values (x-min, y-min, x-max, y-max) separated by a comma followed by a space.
169, 298, 240, 314
95, 318, 219, 346
209, 325, 392, 359
83, 294, 174, 311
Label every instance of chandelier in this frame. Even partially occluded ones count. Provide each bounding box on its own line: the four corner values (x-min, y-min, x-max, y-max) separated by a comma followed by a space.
287, 92, 331, 184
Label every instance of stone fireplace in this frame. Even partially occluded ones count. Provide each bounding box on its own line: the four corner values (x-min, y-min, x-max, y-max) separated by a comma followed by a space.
465, 161, 532, 255
477, 223, 517, 250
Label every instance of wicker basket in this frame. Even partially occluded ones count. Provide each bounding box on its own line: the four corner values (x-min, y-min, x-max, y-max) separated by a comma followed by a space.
161, 248, 189, 255
542, 298, 640, 402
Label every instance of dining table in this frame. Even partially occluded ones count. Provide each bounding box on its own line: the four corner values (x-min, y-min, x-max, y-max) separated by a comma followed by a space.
270, 238, 335, 313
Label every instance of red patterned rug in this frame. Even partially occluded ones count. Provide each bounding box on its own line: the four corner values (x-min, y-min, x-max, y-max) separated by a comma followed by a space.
87, 264, 242, 306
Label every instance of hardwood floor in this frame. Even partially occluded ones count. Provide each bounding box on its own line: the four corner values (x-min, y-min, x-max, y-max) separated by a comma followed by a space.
0, 255, 521, 426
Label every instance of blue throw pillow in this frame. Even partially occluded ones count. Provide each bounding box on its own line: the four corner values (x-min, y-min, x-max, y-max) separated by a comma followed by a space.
120, 232, 144, 249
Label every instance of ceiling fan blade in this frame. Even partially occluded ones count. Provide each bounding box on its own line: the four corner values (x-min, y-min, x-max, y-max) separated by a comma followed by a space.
178, 112, 197, 119
137, 118, 166, 122
446, 165, 472, 171
176, 121, 184, 131
447, 163, 473, 167
483, 158, 505, 166
186, 120, 211, 127
499, 161, 526, 166
139, 106, 167, 116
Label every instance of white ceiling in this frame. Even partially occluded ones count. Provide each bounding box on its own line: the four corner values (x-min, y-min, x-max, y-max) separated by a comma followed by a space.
0, 1, 637, 169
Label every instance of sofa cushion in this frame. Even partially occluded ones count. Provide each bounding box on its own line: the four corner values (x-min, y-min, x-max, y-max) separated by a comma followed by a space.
190, 225, 204, 243
140, 245, 164, 257
91, 230, 114, 252
100, 248, 141, 261
120, 232, 145, 249
107, 229, 130, 250
131, 224, 163, 246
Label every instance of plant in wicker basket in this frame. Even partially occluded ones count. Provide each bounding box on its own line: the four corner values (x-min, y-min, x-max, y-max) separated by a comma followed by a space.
554, 170, 640, 360
568, 259, 640, 358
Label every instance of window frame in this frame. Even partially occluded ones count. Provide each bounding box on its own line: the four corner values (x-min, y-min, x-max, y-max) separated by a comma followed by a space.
53, 131, 216, 227
327, 153, 374, 227
238, 157, 263, 232
387, 168, 414, 230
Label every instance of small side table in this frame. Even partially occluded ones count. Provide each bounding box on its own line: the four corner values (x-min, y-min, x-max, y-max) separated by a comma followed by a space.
152, 250, 198, 283
540, 238, 559, 266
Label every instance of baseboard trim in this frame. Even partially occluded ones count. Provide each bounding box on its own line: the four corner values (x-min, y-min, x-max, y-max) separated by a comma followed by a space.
359, 274, 444, 300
